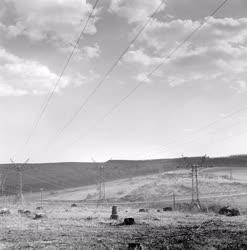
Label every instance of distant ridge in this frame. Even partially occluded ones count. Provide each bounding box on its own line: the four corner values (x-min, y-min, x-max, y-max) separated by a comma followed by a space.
228, 154, 247, 158
0, 156, 247, 194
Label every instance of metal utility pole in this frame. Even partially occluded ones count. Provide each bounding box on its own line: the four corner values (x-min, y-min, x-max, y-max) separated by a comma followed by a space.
98, 165, 106, 202
191, 165, 195, 202
19, 170, 23, 206
101, 165, 105, 201
98, 165, 102, 201
40, 188, 43, 208
230, 168, 233, 180
91, 157, 106, 205
10, 158, 30, 207
0, 169, 8, 196
1, 175, 7, 196
172, 192, 176, 210
195, 165, 200, 202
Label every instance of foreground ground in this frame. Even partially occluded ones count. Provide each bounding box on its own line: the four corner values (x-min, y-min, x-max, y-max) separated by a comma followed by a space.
0, 204, 247, 249
0, 167, 247, 249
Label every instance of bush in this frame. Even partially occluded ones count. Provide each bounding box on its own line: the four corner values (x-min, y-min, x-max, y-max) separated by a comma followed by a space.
219, 206, 240, 216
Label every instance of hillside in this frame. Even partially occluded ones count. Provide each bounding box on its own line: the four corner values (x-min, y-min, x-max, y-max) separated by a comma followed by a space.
1, 155, 247, 194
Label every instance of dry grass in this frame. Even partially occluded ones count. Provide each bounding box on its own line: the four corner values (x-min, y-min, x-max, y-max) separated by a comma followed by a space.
35, 168, 247, 207
0, 203, 247, 249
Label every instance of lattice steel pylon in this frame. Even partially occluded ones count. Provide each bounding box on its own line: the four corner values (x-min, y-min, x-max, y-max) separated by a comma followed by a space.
191, 164, 201, 209
92, 157, 106, 206
0, 166, 8, 206
98, 165, 106, 202
183, 155, 207, 210
10, 158, 30, 207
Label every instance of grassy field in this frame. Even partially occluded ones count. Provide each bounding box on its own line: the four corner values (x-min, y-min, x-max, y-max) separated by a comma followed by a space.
203, 166, 247, 181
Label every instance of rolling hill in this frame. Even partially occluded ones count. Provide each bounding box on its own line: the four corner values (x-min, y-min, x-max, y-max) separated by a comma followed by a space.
1, 155, 247, 194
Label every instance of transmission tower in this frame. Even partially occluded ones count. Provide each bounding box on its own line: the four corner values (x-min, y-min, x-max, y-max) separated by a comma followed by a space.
10, 158, 30, 207
0, 166, 8, 206
98, 165, 106, 202
190, 164, 201, 209
91, 158, 106, 205
0, 167, 8, 196
183, 155, 207, 210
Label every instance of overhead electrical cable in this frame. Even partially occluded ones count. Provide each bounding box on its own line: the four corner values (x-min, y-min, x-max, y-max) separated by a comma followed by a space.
47, 0, 166, 144
24, 0, 100, 147
66, 0, 230, 149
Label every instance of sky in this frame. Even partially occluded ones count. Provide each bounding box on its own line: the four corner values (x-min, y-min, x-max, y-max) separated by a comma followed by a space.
0, 0, 247, 163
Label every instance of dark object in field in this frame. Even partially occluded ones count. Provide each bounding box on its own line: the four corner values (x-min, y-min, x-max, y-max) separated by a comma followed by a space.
163, 207, 172, 212
123, 218, 135, 225
219, 206, 240, 216
110, 205, 119, 220
128, 243, 142, 250
36, 206, 43, 210
18, 209, 23, 214
71, 203, 77, 207
24, 210, 31, 215
18, 209, 31, 216
157, 209, 161, 212
33, 213, 46, 220
139, 208, 148, 213
0, 208, 10, 215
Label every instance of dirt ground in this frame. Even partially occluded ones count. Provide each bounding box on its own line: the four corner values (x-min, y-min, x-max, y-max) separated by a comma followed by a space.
0, 203, 247, 250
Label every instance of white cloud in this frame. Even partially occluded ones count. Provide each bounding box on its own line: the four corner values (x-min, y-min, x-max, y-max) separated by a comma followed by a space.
0, 47, 69, 96
136, 73, 150, 83
239, 80, 247, 90
124, 49, 162, 66
140, 17, 247, 50
109, 0, 165, 23
72, 70, 100, 87
82, 43, 101, 59
125, 17, 247, 88
230, 80, 247, 93
1, 0, 99, 44
168, 77, 185, 87
0, 46, 100, 96
60, 43, 101, 61
0, 83, 27, 96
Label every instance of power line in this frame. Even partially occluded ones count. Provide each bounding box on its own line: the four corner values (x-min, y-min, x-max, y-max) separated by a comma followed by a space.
46, 0, 166, 146
24, 0, 100, 147
67, 0, 230, 148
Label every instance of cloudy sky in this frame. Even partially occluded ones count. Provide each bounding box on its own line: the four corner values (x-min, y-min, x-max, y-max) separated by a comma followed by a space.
0, 0, 247, 163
